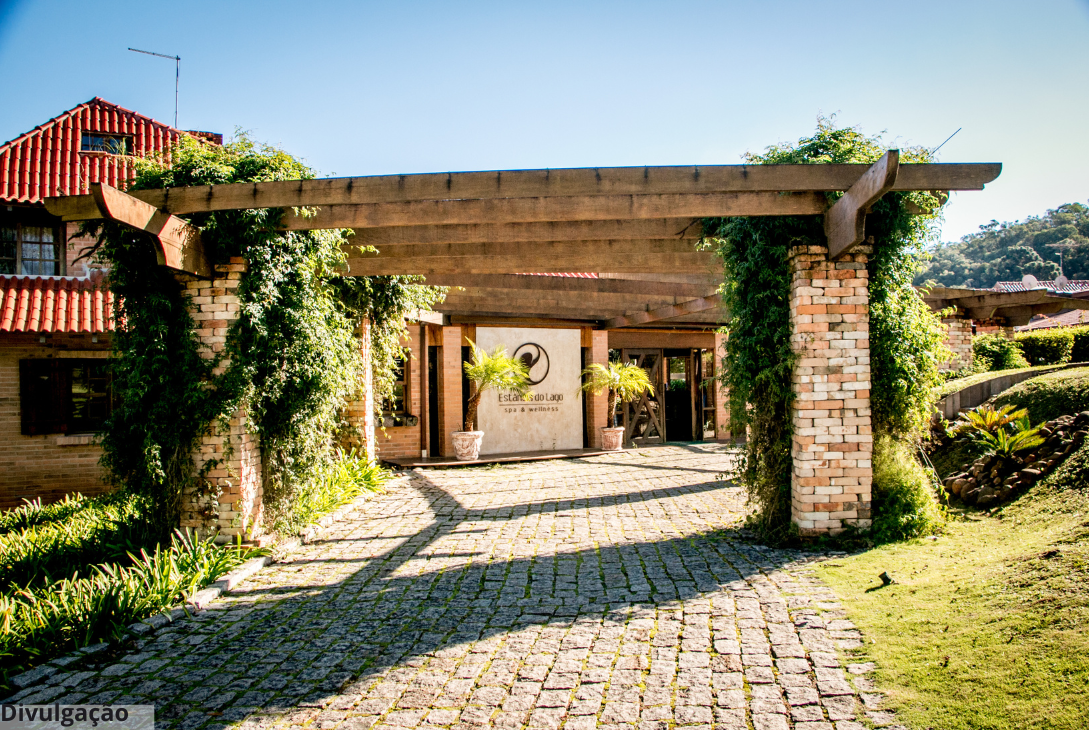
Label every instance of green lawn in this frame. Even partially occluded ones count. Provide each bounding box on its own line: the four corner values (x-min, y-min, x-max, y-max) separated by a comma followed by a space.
935, 364, 1055, 399
818, 445, 1089, 729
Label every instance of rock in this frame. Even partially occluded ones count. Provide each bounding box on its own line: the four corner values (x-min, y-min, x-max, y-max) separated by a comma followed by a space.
1019, 468, 1042, 480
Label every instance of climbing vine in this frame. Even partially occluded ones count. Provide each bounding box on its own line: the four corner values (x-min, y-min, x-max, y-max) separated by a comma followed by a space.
86, 134, 444, 536
704, 117, 949, 543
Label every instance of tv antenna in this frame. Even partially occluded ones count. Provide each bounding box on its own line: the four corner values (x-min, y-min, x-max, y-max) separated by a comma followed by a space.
128, 47, 180, 128
931, 127, 962, 156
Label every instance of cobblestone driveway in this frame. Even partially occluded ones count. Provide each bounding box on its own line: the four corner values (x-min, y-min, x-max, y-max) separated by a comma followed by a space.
11, 445, 892, 730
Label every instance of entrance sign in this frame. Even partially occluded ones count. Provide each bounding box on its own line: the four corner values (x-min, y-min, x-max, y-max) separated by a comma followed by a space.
475, 327, 582, 454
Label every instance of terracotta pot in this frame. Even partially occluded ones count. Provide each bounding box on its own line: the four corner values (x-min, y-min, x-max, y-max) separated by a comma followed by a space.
601, 426, 626, 451
452, 431, 484, 461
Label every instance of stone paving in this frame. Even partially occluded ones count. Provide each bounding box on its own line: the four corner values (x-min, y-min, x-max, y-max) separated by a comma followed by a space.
7, 444, 898, 730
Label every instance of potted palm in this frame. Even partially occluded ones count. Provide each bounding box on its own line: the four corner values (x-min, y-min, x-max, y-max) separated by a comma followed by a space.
454, 340, 534, 461
579, 360, 655, 450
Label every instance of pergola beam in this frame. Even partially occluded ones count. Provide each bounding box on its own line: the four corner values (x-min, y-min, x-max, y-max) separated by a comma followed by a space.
44, 163, 1002, 221
354, 219, 702, 245
825, 150, 900, 259
421, 274, 718, 297
288, 192, 825, 230
89, 183, 210, 276
604, 295, 723, 329
352, 239, 700, 259
347, 253, 718, 276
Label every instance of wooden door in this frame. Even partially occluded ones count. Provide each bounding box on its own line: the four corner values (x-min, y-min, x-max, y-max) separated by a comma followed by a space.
620, 349, 666, 446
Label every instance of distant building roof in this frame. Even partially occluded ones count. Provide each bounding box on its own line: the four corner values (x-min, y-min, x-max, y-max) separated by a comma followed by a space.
0, 272, 113, 333
1017, 308, 1089, 331
992, 278, 1089, 295
1, 97, 217, 205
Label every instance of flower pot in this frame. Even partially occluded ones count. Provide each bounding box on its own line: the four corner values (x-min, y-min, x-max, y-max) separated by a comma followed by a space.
452, 431, 485, 461
601, 426, 626, 451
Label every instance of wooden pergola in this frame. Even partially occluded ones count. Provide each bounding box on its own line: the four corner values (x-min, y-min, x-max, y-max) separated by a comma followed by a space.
47, 153, 1002, 537
48, 154, 999, 328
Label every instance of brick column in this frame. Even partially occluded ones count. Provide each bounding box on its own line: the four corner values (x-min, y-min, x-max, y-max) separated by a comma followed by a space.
789, 244, 872, 535
438, 326, 463, 456
941, 317, 973, 370
713, 331, 731, 440
178, 257, 263, 542
584, 330, 609, 447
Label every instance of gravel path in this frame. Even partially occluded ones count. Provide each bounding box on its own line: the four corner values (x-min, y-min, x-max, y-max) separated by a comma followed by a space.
8, 444, 896, 729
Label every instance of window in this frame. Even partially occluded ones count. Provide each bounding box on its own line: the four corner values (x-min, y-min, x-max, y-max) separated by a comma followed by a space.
20, 359, 114, 435
0, 222, 62, 275
382, 357, 409, 414
80, 133, 131, 155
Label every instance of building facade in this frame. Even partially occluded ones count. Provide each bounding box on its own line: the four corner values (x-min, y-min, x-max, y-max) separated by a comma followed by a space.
0, 98, 215, 508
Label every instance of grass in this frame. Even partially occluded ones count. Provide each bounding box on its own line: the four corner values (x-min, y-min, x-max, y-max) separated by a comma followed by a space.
993, 366, 1089, 423
935, 364, 1054, 399
818, 440, 1089, 729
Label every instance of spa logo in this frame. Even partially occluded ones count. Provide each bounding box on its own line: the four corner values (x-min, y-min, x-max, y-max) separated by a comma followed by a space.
513, 342, 549, 385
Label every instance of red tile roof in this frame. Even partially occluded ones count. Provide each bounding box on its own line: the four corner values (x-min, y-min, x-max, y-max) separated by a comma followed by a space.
0, 97, 184, 204
993, 279, 1089, 294
1017, 308, 1089, 331
0, 273, 113, 333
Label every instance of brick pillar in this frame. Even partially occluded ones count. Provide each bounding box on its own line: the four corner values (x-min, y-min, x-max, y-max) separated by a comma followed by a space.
178, 257, 264, 542
941, 317, 973, 370
584, 330, 609, 447
438, 326, 463, 456
713, 331, 731, 440
789, 244, 872, 535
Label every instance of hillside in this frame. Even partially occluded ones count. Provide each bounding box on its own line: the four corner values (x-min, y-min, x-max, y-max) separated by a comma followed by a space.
915, 202, 1089, 288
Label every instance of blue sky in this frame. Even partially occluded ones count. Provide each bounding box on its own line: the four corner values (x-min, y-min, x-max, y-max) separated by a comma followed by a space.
1, 0, 1087, 242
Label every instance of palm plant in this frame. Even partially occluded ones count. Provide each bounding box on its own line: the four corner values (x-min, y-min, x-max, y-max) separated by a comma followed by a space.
973, 425, 1045, 458
578, 361, 655, 428
955, 404, 1030, 437
462, 340, 533, 432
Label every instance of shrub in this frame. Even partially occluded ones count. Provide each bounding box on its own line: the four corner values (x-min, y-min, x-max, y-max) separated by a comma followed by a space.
0, 494, 90, 535
871, 435, 945, 543
1015, 328, 1074, 365
1070, 325, 1089, 363
271, 448, 388, 536
993, 366, 1089, 423
972, 333, 1028, 371
0, 530, 261, 687
0, 492, 157, 591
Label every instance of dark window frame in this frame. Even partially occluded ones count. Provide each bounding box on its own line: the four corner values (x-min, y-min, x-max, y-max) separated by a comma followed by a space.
382, 355, 410, 416
20, 358, 114, 436
80, 133, 133, 156
0, 219, 64, 276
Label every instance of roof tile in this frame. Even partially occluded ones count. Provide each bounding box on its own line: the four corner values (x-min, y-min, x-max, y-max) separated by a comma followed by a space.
0, 273, 113, 333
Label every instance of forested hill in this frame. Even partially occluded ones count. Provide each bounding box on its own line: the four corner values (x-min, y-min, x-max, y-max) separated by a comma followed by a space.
914, 202, 1089, 288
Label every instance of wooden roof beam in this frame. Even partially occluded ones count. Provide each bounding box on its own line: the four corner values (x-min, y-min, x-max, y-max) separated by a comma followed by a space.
289, 192, 825, 230
346, 252, 719, 276
351, 239, 700, 259
825, 150, 899, 259
88, 183, 210, 276
604, 295, 723, 329
353, 219, 702, 245
420, 274, 718, 297
43, 163, 1002, 221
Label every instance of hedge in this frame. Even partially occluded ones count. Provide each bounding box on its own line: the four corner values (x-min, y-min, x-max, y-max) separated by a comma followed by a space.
973, 333, 1028, 371
1071, 325, 1089, 363
1015, 328, 1075, 366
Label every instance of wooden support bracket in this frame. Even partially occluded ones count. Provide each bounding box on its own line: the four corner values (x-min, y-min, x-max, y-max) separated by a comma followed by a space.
825, 150, 900, 259
604, 295, 722, 329
84, 183, 211, 277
